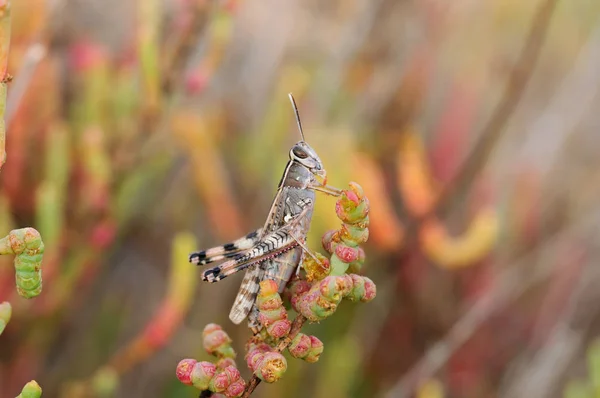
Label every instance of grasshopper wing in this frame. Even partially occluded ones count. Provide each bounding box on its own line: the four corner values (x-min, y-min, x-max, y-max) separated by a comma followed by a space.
229, 265, 264, 324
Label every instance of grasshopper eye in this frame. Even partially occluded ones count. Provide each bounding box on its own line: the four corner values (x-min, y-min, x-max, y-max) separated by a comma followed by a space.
292, 147, 308, 159
289, 141, 324, 173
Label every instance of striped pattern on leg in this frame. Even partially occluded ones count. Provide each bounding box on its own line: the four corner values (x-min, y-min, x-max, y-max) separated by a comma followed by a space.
201, 229, 298, 282
189, 229, 262, 265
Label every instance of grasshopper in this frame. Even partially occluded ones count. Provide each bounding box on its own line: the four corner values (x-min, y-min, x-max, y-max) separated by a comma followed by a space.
189, 94, 341, 330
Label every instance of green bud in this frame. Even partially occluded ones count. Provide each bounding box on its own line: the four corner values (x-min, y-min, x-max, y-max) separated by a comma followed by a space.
17, 381, 42, 398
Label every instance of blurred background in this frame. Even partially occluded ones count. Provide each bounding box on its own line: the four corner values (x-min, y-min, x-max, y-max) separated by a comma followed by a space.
1, 0, 600, 397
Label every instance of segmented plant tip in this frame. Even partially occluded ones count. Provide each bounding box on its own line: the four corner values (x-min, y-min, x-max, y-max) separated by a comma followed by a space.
288, 93, 305, 142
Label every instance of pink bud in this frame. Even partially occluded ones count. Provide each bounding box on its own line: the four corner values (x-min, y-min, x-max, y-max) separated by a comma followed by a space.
322, 230, 338, 253
335, 183, 369, 224
289, 333, 311, 358
224, 365, 241, 381
216, 357, 236, 369
267, 319, 291, 338
297, 289, 337, 322
246, 351, 263, 370
226, 379, 246, 397
309, 335, 323, 347
288, 280, 311, 312
258, 307, 286, 327
342, 275, 355, 294
203, 324, 235, 358
362, 277, 377, 302
258, 297, 283, 311
176, 359, 197, 385
349, 273, 363, 285
335, 200, 345, 218
344, 188, 361, 205
210, 370, 230, 392
306, 336, 324, 363
340, 223, 370, 244
191, 361, 217, 390
354, 247, 366, 265
255, 351, 287, 383
203, 323, 222, 335
245, 343, 269, 370
288, 279, 311, 296
319, 276, 351, 301
204, 330, 229, 351
335, 245, 360, 263
258, 312, 270, 326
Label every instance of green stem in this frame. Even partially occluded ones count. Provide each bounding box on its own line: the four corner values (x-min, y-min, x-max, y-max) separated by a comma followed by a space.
0, 1, 11, 171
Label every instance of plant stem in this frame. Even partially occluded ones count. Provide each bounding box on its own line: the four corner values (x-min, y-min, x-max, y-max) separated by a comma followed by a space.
0, 0, 11, 171
399, 0, 560, 240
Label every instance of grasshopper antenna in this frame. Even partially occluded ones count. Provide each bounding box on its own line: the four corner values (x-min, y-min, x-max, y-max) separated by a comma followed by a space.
288, 93, 305, 142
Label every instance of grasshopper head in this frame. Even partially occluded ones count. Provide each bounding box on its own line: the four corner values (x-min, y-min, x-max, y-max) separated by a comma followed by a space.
290, 141, 326, 179
286, 93, 326, 181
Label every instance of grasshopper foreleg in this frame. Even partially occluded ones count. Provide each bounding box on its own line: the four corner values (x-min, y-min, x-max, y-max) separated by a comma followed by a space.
282, 197, 327, 266
309, 182, 343, 197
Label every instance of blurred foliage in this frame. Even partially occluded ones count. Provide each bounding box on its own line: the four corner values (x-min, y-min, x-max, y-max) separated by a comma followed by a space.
0, 0, 599, 397
1, 1, 46, 395
563, 339, 600, 398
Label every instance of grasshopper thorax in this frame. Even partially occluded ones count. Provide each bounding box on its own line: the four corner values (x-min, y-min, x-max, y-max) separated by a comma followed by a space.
289, 141, 325, 178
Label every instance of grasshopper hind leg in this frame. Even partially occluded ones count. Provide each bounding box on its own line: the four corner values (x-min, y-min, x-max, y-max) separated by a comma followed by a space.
189, 229, 262, 265
201, 228, 298, 282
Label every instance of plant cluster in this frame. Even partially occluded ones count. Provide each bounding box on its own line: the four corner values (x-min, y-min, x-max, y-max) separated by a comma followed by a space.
177, 182, 376, 396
